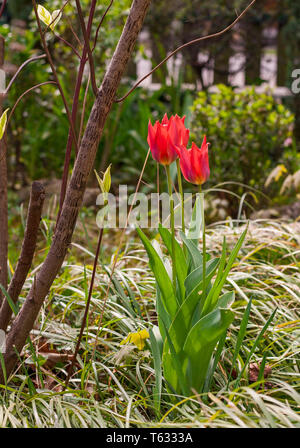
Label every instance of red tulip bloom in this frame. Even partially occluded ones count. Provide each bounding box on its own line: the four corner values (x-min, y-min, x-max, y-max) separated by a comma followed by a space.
177, 136, 210, 185
147, 114, 189, 165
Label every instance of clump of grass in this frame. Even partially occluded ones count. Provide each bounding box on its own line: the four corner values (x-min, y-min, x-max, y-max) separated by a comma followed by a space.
1, 218, 299, 428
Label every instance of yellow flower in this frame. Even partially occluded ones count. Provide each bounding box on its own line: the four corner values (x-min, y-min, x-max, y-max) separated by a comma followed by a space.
265, 164, 287, 188
121, 329, 150, 350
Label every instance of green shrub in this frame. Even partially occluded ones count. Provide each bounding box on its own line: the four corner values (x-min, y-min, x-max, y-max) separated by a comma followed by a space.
190, 85, 297, 194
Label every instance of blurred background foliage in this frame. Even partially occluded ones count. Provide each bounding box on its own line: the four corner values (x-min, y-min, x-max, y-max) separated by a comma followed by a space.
0, 0, 299, 213
191, 85, 297, 198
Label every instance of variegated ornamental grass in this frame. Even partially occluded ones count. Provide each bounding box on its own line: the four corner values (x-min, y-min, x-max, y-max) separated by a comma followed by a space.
0, 214, 299, 428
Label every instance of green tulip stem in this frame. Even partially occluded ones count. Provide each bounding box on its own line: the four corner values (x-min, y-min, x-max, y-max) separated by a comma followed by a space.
176, 158, 185, 233
157, 162, 160, 225
199, 185, 206, 302
166, 164, 176, 293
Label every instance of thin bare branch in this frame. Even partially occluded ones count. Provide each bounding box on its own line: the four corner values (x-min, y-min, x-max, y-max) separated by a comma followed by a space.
0, 36, 7, 306
65, 14, 83, 48
53, 32, 82, 59
75, 0, 98, 97
6, 81, 57, 129
57, 0, 97, 223
115, 0, 257, 102
91, 0, 114, 53
5, 54, 46, 94
78, 73, 91, 145
64, 227, 104, 389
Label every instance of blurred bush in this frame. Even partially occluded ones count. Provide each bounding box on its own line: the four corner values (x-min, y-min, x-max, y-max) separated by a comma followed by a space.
190, 85, 298, 197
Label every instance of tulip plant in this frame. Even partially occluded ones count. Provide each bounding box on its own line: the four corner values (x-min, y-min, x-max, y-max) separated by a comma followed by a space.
137, 114, 247, 398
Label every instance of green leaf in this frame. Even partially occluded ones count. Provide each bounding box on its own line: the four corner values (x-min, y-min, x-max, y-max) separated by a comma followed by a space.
37, 5, 62, 31
161, 320, 189, 396
137, 227, 178, 320
50, 10, 62, 31
94, 164, 112, 200
37, 4, 52, 27
103, 266, 139, 318
156, 285, 172, 341
158, 224, 187, 303
183, 307, 235, 392
0, 284, 18, 315
160, 258, 221, 374
201, 226, 247, 316
218, 291, 235, 309
149, 327, 162, 414
102, 164, 112, 194
0, 108, 9, 140
0, 353, 7, 386
203, 329, 227, 394
180, 231, 203, 272
187, 194, 202, 244
229, 297, 252, 381
185, 258, 219, 302
234, 307, 277, 387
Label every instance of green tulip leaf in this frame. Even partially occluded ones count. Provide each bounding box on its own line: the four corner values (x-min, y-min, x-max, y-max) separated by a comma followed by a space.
137, 227, 178, 321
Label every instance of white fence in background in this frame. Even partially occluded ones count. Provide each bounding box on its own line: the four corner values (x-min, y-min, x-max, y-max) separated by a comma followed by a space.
136, 27, 293, 98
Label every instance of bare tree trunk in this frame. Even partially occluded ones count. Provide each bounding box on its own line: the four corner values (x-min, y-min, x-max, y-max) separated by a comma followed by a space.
0, 0, 151, 384
0, 35, 8, 307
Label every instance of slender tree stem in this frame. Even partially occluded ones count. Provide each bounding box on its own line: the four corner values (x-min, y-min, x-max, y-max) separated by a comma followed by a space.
0, 37, 7, 307
91, 0, 114, 53
5, 54, 46, 94
7, 82, 57, 128
75, 0, 98, 97
57, 0, 98, 223
176, 159, 185, 233
64, 227, 104, 389
166, 165, 176, 293
199, 185, 206, 301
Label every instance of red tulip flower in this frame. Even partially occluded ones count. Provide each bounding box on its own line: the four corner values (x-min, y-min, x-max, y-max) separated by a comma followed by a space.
147, 114, 189, 165
176, 136, 210, 185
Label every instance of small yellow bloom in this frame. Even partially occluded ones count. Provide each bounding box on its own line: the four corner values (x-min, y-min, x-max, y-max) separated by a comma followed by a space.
121, 329, 150, 350
265, 164, 287, 187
